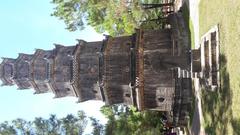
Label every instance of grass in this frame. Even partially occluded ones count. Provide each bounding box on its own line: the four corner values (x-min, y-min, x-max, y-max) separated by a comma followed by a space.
199, 0, 240, 134
181, 3, 195, 49
189, 20, 194, 49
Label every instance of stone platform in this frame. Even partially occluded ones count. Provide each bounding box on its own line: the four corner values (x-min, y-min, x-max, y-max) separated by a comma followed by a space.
191, 25, 220, 91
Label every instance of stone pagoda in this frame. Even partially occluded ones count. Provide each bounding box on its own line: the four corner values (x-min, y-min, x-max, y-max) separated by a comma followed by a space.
0, 13, 192, 126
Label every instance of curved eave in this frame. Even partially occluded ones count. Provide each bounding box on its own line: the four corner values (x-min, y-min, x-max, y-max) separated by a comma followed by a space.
15, 53, 34, 67
72, 44, 80, 56
53, 44, 65, 56
16, 53, 26, 62
13, 79, 27, 90
0, 78, 10, 86
47, 80, 58, 96
29, 80, 40, 91
30, 49, 43, 63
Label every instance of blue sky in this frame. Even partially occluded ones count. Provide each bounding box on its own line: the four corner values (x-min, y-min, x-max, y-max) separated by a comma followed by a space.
0, 0, 107, 131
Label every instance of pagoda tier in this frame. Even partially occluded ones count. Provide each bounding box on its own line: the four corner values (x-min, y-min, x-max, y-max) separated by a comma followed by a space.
0, 41, 104, 102
0, 13, 192, 126
0, 58, 15, 86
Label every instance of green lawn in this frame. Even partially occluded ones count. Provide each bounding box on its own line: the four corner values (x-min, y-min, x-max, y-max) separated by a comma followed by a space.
181, 3, 195, 49
199, 0, 240, 134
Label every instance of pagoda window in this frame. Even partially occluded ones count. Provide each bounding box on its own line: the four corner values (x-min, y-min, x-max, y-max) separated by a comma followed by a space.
158, 97, 165, 102
125, 93, 131, 97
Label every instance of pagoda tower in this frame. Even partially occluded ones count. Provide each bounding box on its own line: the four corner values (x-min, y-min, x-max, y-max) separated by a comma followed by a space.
0, 13, 192, 126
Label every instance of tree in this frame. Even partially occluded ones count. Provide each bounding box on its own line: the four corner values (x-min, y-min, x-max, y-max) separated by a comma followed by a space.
0, 121, 17, 135
33, 115, 61, 135
0, 107, 165, 135
12, 118, 33, 135
76, 111, 88, 135
89, 117, 104, 135
100, 105, 165, 135
61, 111, 87, 135
0, 111, 88, 135
47, 115, 61, 135
33, 117, 49, 135
51, 0, 165, 36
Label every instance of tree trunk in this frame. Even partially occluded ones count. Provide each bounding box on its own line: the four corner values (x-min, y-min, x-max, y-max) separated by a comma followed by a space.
142, 3, 173, 9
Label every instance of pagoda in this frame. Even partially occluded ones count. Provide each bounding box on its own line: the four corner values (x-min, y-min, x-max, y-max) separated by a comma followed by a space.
0, 13, 192, 126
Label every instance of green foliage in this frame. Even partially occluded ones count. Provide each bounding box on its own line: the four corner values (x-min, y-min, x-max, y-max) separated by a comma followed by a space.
12, 118, 33, 135
199, 0, 240, 134
0, 111, 88, 135
33, 115, 61, 135
0, 121, 17, 135
61, 114, 84, 135
101, 105, 164, 135
89, 117, 104, 135
51, 0, 164, 36
0, 106, 165, 135
34, 117, 50, 135
47, 115, 61, 135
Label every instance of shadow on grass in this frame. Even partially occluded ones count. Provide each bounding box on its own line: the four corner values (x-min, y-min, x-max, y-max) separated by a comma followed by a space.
231, 119, 240, 135
201, 54, 233, 135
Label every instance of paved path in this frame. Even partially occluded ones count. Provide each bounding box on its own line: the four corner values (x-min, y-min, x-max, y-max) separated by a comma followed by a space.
187, 0, 206, 135
175, 1, 205, 134
176, 0, 205, 134
191, 79, 205, 135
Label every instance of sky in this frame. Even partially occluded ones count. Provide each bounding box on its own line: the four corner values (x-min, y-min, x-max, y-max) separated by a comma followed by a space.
0, 0, 107, 132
